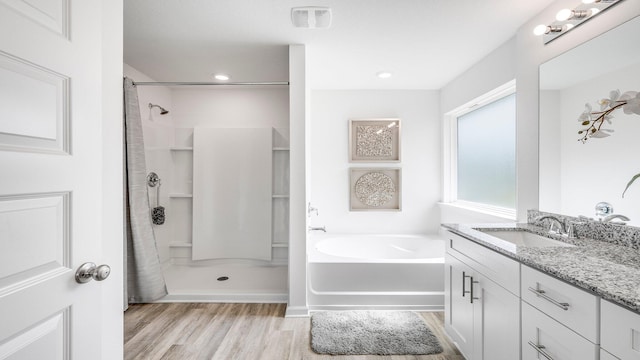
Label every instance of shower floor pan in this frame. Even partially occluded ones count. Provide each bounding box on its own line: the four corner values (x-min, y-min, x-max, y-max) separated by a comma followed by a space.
158, 261, 288, 303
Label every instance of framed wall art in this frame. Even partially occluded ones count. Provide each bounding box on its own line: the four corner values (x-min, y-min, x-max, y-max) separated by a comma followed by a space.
349, 118, 401, 162
349, 168, 401, 211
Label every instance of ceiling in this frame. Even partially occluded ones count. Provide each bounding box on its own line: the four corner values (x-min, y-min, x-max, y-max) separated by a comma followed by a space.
124, 0, 556, 89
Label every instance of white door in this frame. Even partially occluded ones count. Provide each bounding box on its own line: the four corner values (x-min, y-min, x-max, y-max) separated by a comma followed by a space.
0, 1, 122, 359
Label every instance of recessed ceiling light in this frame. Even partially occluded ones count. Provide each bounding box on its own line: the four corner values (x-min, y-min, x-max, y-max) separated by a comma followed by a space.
213, 73, 230, 81
376, 71, 392, 79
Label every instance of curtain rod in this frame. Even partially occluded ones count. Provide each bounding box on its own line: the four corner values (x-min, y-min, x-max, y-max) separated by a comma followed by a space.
132, 81, 289, 86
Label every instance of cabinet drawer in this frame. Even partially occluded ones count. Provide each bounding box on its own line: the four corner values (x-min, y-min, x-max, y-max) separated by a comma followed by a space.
447, 231, 519, 295
522, 302, 598, 360
521, 265, 599, 343
601, 300, 640, 359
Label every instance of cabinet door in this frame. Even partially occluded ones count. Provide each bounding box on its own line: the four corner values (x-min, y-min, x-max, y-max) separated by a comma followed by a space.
445, 253, 474, 358
601, 299, 640, 359
473, 273, 520, 360
522, 302, 598, 360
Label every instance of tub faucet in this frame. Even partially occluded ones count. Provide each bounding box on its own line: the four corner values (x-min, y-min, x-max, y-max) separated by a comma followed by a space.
534, 215, 567, 235
308, 203, 319, 217
308, 226, 326, 232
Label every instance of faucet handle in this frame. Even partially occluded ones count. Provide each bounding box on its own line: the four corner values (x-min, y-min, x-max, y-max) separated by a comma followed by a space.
565, 220, 581, 239
548, 221, 562, 235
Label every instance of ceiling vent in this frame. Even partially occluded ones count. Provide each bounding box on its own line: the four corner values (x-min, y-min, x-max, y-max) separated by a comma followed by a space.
291, 7, 332, 29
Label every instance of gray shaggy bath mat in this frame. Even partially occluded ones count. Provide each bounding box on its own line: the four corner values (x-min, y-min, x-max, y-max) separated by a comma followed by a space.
310, 311, 443, 355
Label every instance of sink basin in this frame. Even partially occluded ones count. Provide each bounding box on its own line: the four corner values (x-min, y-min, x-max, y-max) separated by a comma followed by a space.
477, 229, 575, 248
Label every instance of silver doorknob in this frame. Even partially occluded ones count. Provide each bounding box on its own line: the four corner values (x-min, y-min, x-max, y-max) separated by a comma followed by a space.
75, 262, 111, 284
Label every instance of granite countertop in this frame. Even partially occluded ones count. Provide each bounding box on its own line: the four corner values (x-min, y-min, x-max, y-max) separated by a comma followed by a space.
442, 222, 640, 314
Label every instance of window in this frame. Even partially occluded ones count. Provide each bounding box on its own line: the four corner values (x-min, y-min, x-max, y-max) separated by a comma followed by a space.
444, 81, 516, 217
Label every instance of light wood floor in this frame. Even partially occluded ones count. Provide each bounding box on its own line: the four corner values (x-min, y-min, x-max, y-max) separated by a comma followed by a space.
125, 303, 464, 360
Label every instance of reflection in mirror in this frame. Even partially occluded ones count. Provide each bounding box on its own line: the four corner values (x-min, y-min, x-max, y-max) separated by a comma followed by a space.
539, 16, 640, 227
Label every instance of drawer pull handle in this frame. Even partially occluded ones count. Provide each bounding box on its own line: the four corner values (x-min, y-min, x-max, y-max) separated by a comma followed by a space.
469, 276, 480, 304
528, 341, 554, 360
462, 271, 470, 297
528, 287, 570, 311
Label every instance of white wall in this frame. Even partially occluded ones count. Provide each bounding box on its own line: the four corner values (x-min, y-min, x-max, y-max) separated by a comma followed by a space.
123, 64, 174, 263
440, 37, 517, 115
311, 90, 441, 234
170, 87, 289, 130
439, 0, 640, 224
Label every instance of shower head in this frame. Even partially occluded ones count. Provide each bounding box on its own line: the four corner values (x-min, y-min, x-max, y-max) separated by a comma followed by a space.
149, 103, 169, 115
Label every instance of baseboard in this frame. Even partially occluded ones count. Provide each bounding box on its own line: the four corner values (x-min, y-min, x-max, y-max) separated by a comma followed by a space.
285, 305, 310, 317
308, 304, 444, 312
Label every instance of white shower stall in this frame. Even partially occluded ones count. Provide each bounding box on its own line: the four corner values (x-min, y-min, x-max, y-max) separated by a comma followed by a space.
126, 64, 290, 302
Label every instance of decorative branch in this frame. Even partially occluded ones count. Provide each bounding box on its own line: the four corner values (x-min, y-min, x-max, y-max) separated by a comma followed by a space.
578, 90, 640, 197
578, 90, 640, 143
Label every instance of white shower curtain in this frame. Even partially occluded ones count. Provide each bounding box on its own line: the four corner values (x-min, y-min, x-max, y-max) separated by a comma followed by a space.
123, 78, 168, 304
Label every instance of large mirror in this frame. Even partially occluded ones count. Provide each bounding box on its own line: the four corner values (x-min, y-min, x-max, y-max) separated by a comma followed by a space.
539, 16, 640, 226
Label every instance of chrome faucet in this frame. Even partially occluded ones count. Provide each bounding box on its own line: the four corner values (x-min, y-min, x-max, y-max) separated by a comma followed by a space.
308, 226, 326, 232
534, 215, 567, 235
602, 214, 630, 223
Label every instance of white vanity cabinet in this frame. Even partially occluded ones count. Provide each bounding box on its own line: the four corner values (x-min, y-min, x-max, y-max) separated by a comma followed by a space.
445, 231, 520, 360
601, 300, 640, 359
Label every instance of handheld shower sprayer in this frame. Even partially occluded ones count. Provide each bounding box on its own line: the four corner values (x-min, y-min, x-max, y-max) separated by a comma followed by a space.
148, 103, 169, 115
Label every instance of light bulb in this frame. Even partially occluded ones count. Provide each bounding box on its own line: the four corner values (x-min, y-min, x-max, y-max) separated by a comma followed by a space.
376, 71, 392, 79
213, 74, 230, 81
533, 24, 549, 36
582, 0, 597, 3
556, 8, 574, 21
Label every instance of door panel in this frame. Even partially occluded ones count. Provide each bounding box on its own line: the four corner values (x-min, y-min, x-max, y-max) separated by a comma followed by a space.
474, 274, 520, 360
0, 0, 69, 37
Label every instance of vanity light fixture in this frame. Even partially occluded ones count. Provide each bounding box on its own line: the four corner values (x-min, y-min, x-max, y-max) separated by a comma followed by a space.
555, 8, 592, 21
534, 0, 623, 44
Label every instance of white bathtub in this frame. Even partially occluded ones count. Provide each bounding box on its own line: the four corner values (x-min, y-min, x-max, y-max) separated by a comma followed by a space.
308, 233, 445, 311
